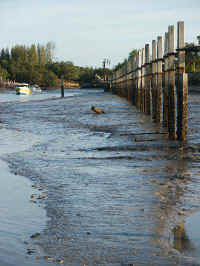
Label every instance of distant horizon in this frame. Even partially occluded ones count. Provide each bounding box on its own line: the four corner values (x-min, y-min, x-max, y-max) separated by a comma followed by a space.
1, 0, 200, 68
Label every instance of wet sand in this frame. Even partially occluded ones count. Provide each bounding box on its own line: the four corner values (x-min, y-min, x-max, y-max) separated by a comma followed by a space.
0, 129, 49, 266
0, 89, 200, 265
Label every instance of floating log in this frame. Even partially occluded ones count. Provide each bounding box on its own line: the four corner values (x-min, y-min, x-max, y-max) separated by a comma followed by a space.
91, 106, 105, 114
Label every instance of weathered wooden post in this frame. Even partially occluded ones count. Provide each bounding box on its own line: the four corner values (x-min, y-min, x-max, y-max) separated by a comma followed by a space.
118, 69, 121, 96
122, 64, 125, 97
127, 59, 130, 101
131, 56, 135, 104
163, 32, 169, 127
168, 25, 177, 140
127, 58, 132, 102
119, 68, 122, 96
118, 68, 122, 96
152, 40, 157, 120
136, 50, 142, 109
118, 68, 121, 96
145, 44, 151, 115
113, 72, 116, 94
116, 69, 119, 95
133, 55, 138, 106
131, 58, 134, 103
134, 55, 138, 106
125, 59, 128, 99
133, 55, 137, 105
118, 71, 120, 95
119, 69, 121, 96
177, 21, 188, 140
61, 75, 64, 98
141, 48, 145, 112
156, 36, 163, 122
114, 73, 116, 94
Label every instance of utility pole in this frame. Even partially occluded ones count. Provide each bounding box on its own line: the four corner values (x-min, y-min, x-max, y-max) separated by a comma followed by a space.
102, 58, 111, 89
61, 75, 64, 98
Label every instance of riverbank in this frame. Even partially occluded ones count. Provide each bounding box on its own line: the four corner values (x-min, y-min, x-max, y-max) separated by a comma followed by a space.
1, 89, 200, 265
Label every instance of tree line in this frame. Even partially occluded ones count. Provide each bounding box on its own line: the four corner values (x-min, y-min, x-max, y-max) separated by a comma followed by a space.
2, 41, 198, 89
0, 43, 112, 88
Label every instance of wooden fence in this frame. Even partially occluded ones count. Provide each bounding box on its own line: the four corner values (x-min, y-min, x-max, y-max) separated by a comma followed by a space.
109, 21, 188, 141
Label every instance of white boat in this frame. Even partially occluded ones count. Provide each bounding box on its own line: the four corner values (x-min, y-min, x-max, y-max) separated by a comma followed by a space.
16, 83, 32, 95
31, 84, 42, 93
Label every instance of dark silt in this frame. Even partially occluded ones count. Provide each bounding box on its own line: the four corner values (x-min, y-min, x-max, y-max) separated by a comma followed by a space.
1, 89, 200, 265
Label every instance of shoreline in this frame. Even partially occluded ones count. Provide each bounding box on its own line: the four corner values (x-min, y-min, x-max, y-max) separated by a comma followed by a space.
0, 122, 49, 265
0, 159, 48, 266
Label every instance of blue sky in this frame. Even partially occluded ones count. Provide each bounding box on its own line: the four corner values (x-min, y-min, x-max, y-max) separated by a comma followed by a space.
1, 0, 200, 68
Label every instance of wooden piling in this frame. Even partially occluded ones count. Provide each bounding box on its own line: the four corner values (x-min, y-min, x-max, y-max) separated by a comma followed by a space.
141, 48, 145, 112
132, 56, 137, 105
128, 57, 133, 103
136, 50, 142, 109
163, 32, 169, 127
177, 21, 188, 140
168, 25, 177, 140
127, 58, 130, 102
110, 20, 188, 141
152, 40, 157, 120
156, 36, 163, 122
125, 60, 128, 99
145, 44, 151, 115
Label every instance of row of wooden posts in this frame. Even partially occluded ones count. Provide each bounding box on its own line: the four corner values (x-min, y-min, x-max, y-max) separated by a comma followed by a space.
109, 21, 188, 141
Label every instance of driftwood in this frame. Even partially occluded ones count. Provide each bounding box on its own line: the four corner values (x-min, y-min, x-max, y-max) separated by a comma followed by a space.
91, 106, 105, 114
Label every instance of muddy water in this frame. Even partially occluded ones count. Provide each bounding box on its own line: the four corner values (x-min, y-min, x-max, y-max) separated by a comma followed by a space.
1, 89, 200, 265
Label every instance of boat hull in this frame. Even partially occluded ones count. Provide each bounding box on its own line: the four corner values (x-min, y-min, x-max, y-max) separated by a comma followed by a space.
16, 87, 32, 95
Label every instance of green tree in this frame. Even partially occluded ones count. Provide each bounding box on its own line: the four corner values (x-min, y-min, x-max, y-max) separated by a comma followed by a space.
0, 65, 9, 80
40, 69, 58, 88
45, 41, 55, 63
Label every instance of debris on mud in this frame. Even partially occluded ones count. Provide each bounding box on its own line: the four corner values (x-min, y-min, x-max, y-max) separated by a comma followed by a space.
30, 233, 40, 239
27, 248, 36, 255
91, 106, 105, 114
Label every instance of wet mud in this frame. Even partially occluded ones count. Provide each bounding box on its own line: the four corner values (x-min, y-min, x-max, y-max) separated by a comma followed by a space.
1, 89, 200, 265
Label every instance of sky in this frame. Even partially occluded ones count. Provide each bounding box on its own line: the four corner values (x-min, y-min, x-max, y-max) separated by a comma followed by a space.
1, 0, 200, 68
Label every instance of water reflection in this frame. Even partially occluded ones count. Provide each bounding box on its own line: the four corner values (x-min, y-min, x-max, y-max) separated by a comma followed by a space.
173, 221, 194, 252
149, 147, 191, 252
146, 141, 200, 266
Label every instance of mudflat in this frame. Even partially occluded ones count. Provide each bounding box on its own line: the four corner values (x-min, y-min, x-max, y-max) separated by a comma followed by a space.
0, 89, 200, 265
